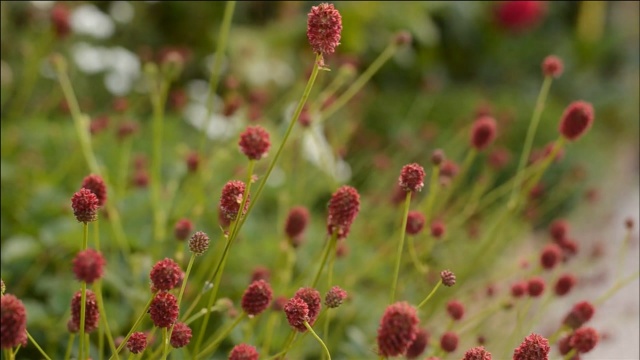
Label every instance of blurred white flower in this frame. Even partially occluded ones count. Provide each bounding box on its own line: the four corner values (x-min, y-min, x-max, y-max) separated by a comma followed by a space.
71, 4, 115, 39
109, 1, 134, 24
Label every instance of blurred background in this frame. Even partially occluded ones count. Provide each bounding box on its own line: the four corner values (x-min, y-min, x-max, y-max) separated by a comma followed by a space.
1, 1, 638, 359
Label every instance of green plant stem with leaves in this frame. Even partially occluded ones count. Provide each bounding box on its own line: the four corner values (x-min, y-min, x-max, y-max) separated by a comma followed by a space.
304, 321, 331, 360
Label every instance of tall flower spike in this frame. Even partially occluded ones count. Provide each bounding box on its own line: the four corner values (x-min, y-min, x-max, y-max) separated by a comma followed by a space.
71, 188, 99, 223
1, 294, 27, 349
327, 185, 360, 239
241, 280, 273, 316
399, 163, 426, 192
307, 3, 342, 59
376, 302, 419, 357
559, 101, 595, 141
81, 174, 107, 207
72, 249, 106, 284
70, 289, 100, 333
513, 333, 550, 360
219, 180, 250, 221
471, 116, 498, 151
238, 125, 271, 160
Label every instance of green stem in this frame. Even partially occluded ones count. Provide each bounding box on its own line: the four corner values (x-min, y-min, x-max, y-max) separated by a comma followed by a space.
311, 232, 338, 289
95, 279, 118, 360
521, 137, 565, 202
407, 235, 427, 274
193, 160, 254, 355
319, 41, 398, 123
26, 331, 51, 360
303, 321, 331, 360
390, 192, 412, 303
184, 304, 227, 325
64, 334, 75, 360
437, 149, 476, 212
595, 271, 640, 306
195, 312, 247, 359
161, 328, 168, 360
422, 166, 440, 221
79, 222, 89, 360
563, 348, 577, 360
417, 280, 442, 309
266, 331, 296, 360
199, 0, 237, 153
508, 75, 554, 210
165, 253, 196, 357
109, 294, 156, 360
260, 312, 279, 356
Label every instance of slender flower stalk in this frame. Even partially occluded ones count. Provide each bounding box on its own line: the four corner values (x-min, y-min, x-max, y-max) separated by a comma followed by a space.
195, 312, 247, 359
508, 74, 555, 209
164, 253, 196, 359
78, 223, 89, 360
417, 279, 442, 309
199, 0, 237, 153
390, 192, 412, 303
51, 54, 129, 254
312, 231, 338, 288
304, 321, 331, 360
26, 331, 51, 360
110, 294, 156, 360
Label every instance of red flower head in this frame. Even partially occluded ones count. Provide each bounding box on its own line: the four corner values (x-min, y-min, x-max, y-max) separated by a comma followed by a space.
170, 322, 192, 348
494, 1, 545, 34
51, 3, 71, 38
542, 55, 563, 78
406, 211, 426, 235
470, 116, 498, 151
1, 294, 27, 349
430, 149, 445, 166
241, 280, 273, 316
126, 332, 147, 354
405, 328, 429, 359
446, 300, 465, 321
71, 188, 99, 223
229, 343, 259, 360
324, 286, 347, 309
559, 101, 595, 141
189, 231, 210, 256
513, 333, 550, 360
219, 180, 250, 221
294, 287, 321, 326
285, 206, 310, 244
73, 249, 106, 284
540, 243, 562, 270
149, 292, 179, 328
440, 270, 456, 287
250, 266, 270, 283
569, 327, 599, 353
549, 219, 569, 243
71, 289, 100, 333
238, 125, 271, 161
150, 258, 182, 292
463, 346, 493, 360
563, 301, 595, 329
376, 302, 419, 357
554, 273, 577, 296
399, 163, 426, 192
81, 174, 107, 207
185, 151, 200, 173
440, 331, 459, 353
527, 277, 545, 297
284, 297, 310, 332
174, 218, 193, 241
511, 281, 527, 298
440, 160, 460, 180
431, 219, 446, 239
327, 185, 360, 239
307, 3, 342, 56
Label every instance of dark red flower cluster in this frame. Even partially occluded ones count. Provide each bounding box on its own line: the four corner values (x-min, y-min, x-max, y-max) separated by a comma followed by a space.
563, 301, 595, 329
512, 333, 550, 360
440, 270, 456, 287
307, 3, 342, 56
285, 206, 310, 244
399, 163, 426, 192
229, 343, 259, 360
71, 188, 99, 223
470, 116, 498, 151
376, 301, 419, 357
149, 292, 179, 328
127, 332, 147, 354
542, 55, 563, 78
81, 174, 107, 207
405, 328, 429, 359
70, 290, 100, 333
406, 211, 425, 235
241, 280, 273, 316
327, 185, 360, 239
150, 258, 182, 292
559, 101, 595, 141
219, 180, 250, 221
170, 322, 192, 348
494, 1, 545, 33
174, 218, 193, 241
324, 286, 347, 309
463, 346, 492, 360
72, 249, 106, 284
1, 294, 27, 349
440, 331, 459, 353
189, 231, 210, 256
238, 125, 271, 160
